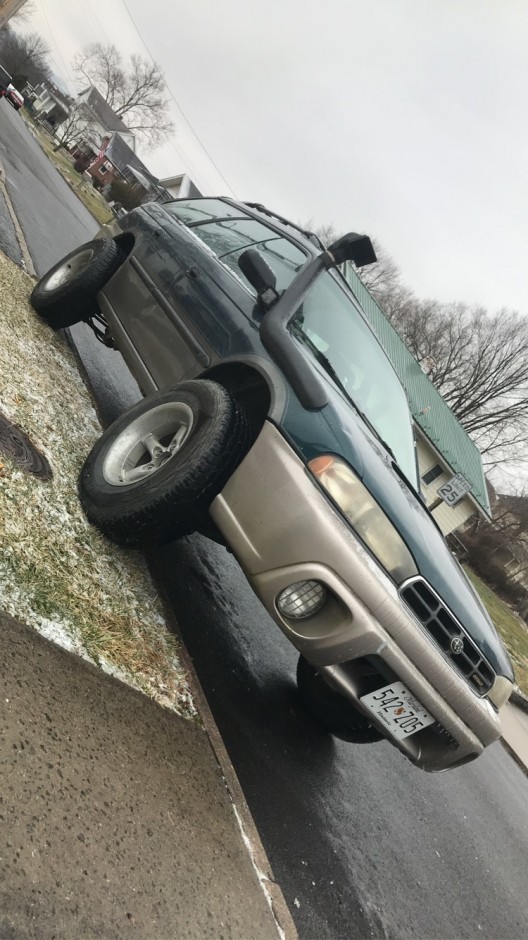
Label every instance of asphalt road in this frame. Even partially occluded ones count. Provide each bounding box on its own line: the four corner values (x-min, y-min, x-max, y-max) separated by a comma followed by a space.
2, 100, 528, 939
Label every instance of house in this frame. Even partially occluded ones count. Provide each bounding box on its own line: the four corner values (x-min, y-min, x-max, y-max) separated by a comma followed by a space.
488, 494, 528, 591
29, 82, 71, 128
158, 174, 202, 200
74, 85, 136, 154
86, 132, 168, 204
342, 261, 491, 536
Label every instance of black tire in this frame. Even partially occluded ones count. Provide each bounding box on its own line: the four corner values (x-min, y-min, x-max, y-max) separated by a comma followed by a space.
296, 656, 385, 744
30, 239, 125, 329
79, 380, 251, 547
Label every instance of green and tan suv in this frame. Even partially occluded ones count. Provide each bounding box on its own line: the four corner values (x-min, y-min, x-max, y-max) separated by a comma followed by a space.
30, 197, 514, 771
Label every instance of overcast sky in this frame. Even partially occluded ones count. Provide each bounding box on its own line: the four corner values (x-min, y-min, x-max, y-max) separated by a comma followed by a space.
22, 0, 528, 315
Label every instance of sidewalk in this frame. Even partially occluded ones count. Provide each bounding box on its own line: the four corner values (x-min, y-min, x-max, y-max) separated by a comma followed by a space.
1, 615, 525, 939
501, 699, 528, 773
0, 609, 290, 939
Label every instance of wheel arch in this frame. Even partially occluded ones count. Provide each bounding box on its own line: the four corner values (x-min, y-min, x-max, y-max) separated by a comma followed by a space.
112, 231, 135, 259
199, 357, 286, 444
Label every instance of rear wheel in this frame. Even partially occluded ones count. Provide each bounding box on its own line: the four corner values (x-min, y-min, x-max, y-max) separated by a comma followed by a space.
79, 380, 250, 547
30, 239, 125, 329
296, 656, 385, 743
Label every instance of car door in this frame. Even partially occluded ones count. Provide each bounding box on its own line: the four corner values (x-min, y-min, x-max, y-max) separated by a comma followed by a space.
102, 203, 207, 389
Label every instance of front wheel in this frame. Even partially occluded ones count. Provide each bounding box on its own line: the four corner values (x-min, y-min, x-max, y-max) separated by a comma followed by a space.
296, 656, 385, 743
30, 239, 125, 329
79, 380, 250, 547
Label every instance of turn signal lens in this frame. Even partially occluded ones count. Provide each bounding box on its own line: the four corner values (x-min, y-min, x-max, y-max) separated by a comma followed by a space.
309, 455, 417, 582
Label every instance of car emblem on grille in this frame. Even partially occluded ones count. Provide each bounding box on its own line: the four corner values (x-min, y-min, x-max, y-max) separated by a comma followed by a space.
450, 636, 464, 654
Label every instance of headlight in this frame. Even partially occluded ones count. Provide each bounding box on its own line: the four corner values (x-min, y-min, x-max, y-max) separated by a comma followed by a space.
309, 455, 417, 582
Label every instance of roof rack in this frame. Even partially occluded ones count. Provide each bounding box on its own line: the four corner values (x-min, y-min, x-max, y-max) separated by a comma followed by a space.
243, 202, 325, 251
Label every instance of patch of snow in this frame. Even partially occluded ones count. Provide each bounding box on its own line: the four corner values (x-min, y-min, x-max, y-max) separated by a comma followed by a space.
232, 803, 286, 940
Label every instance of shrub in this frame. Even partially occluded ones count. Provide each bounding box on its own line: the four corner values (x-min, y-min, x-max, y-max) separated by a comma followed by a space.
109, 178, 144, 211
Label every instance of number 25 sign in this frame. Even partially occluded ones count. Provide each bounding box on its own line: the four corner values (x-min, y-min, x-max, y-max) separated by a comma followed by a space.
437, 473, 472, 507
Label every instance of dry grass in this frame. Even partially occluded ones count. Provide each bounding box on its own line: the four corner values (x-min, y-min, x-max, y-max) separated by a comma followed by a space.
464, 566, 528, 696
0, 249, 197, 721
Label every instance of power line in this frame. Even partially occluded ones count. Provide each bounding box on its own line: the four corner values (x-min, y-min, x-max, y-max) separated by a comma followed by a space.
117, 0, 237, 197
36, 0, 74, 85
77, 0, 112, 47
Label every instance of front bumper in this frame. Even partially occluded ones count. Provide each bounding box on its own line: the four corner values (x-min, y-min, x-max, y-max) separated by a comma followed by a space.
210, 421, 503, 772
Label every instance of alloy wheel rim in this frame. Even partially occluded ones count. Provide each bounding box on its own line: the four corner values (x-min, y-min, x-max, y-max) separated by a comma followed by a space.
102, 402, 194, 486
44, 248, 96, 291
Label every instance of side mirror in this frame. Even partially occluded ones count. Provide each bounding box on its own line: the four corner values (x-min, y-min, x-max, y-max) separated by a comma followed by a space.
238, 249, 279, 307
326, 233, 377, 268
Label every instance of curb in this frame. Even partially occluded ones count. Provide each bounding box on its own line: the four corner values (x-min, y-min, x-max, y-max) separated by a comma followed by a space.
0, 158, 36, 278
501, 738, 528, 779
151, 568, 297, 940
511, 689, 528, 716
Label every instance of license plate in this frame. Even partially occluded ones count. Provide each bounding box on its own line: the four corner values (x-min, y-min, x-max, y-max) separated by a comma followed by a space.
360, 681, 435, 741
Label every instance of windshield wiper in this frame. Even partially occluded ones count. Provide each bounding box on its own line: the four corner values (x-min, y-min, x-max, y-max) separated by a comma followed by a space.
291, 325, 398, 460
291, 324, 349, 393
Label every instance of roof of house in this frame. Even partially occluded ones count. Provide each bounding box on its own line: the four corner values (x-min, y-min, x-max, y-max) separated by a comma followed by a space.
105, 133, 159, 186
342, 261, 492, 518
77, 86, 132, 137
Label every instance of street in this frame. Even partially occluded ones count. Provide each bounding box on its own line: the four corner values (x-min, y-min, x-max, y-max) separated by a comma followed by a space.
2, 99, 528, 939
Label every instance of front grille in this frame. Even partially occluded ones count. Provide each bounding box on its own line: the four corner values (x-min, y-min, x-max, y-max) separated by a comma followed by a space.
400, 578, 495, 695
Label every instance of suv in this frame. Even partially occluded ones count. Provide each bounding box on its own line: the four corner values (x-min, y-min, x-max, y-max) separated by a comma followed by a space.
30, 197, 514, 771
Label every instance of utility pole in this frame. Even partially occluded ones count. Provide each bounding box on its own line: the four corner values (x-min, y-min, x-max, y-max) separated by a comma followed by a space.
0, 0, 29, 29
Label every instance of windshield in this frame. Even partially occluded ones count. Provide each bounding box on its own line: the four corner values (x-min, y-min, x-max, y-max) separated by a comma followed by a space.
290, 271, 419, 486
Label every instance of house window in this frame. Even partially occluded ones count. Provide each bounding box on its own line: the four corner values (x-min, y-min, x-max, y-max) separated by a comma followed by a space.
99, 164, 108, 174
421, 464, 444, 486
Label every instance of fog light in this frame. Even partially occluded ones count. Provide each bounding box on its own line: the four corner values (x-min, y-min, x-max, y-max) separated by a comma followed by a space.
276, 580, 327, 620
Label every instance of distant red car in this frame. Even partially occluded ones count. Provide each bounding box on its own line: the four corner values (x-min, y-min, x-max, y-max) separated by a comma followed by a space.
3, 83, 24, 111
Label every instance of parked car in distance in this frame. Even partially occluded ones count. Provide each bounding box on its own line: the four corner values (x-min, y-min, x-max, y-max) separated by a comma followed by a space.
30, 197, 515, 772
4, 83, 24, 111
0, 64, 11, 96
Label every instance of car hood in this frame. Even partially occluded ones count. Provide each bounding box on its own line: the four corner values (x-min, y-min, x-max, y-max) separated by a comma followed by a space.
319, 397, 514, 680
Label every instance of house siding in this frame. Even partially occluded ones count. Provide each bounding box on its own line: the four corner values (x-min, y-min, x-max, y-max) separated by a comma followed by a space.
416, 435, 474, 535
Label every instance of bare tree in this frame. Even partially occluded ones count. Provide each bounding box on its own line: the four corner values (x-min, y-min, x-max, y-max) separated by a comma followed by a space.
305, 221, 414, 317
51, 104, 96, 152
355, 238, 415, 319
388, 300, 528, 465
73, 42, 175, 149
304, 218, 528, 469
0, 26, 51, 85
492, 492, 528, 543
302, 219, 341, 247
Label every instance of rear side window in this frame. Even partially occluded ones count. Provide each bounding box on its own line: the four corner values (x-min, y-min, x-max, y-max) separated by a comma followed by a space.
189, 218, 270, 258
187, 217, 308, 293
222, 237, 307, 292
